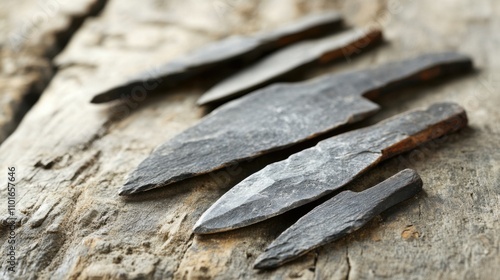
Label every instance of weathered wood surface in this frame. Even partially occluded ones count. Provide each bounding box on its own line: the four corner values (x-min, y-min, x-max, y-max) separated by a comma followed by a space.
194, 102, 467, 234
0, 0, 105, 143
90, 12, 343, 104
0, 0, 499, 279
254, 169, 423, 269
197, 27, 383, 105
121, 53, 471, 196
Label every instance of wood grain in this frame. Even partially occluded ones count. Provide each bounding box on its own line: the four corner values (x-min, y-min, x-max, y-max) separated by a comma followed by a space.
0, 0, 106, 143
0, 0, 498, 279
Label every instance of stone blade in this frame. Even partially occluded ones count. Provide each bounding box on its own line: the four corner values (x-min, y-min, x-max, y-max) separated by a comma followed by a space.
90, 12, 343, 103
119, 53, 472, 196
197, 27, 383, 105
253, 169, 423, 269
193, 102, 467, 234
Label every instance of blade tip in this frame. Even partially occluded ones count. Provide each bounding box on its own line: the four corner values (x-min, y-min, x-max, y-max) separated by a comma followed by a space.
119, 180, 162, 196
192, 225, 205, 234
118, 187, 133, 196
193, 216, 234, 234
253, 256, 278, 270
90, 94, 107, 104
196, 99, 207, 106
192, 220, 205, 233
196, 96, 213, 106
118, 181, 142, 196
192, 222, 219, 235
90, 86, 125, 104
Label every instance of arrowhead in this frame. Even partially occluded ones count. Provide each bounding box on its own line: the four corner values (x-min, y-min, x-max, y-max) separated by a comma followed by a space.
254, 169, 423, 269
91, 12, 344, 103
120, 81, 379, 195
120, 53, 471, 195
194, 103, 467, 233
197, 27, 383, 105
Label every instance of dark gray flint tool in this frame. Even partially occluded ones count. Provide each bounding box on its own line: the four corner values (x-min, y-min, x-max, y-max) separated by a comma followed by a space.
90, 12, 343, 103
253, 168, 423, 269
193, 102, 467, 234
119, 53, 472, 196
197, 27, 383, 105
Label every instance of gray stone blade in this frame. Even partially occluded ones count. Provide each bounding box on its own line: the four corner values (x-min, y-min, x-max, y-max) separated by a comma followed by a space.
193, 102, 467, 234
253, 169, 423, 269
197, 27, 383, 105
119, 53, 472, 196
90, 12, 343, 103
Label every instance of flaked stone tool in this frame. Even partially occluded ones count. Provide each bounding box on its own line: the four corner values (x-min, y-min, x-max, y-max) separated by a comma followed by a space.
194, 102, 467, 234
254, 168, 422, 269
118, 53, 471, 196
90, 12, 343, 103
197, 27, 383, 105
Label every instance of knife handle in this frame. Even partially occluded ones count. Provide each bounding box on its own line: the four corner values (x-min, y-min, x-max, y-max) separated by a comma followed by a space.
380, 102, 468, 160
363, 52, 473, 99
318, 28, 383, 63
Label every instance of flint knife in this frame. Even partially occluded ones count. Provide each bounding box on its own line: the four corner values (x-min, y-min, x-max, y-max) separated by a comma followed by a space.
119, 53, 472, 196
90, 12, 343, 103
254, 169, 422, 269
197, 27, 383, 105
194, 102, 467, 233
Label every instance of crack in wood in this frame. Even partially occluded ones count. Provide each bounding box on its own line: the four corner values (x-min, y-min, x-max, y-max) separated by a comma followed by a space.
0, 0, 109, 144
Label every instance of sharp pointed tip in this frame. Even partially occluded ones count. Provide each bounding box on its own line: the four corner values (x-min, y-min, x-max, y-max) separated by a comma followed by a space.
197, 90, 226, 106
90, 87, 124, 103
118, 181, 143, 196
192, 214, 235, 234
90, 95, 105, 104
253, 260, 265, 270
192, 218, 203, 233
196, 97, 210, 106
253, 255, 277, 270
192, 221, 218, 235
119, 179, 172, 196
118, 187, 133, 196
90, 92, 118, 104
192, 225, 205, 234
